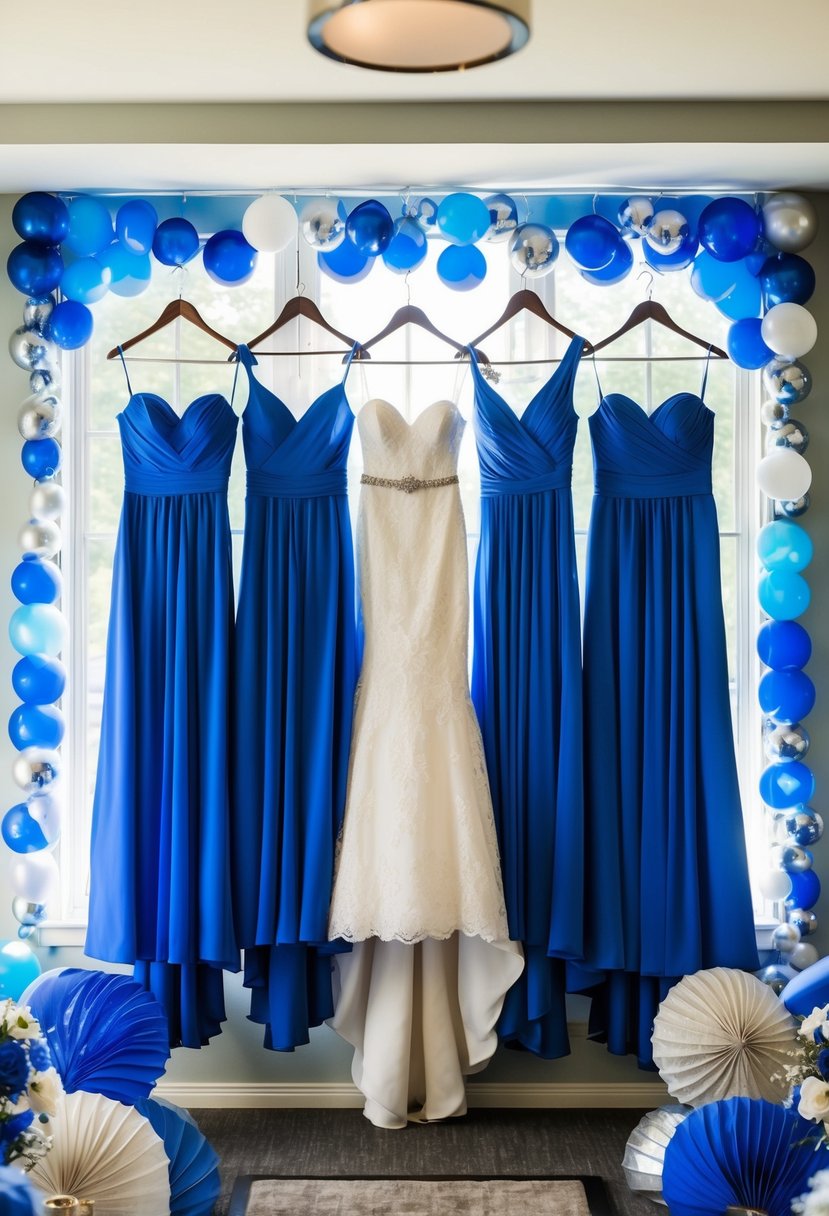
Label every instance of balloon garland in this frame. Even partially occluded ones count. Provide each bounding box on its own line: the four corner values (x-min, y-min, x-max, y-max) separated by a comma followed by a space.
3, 189, 820, 984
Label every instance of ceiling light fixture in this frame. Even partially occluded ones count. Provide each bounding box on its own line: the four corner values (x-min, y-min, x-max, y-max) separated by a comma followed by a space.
308, 0, 530, 73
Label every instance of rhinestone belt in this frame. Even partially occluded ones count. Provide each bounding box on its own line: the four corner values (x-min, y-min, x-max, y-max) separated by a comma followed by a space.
360, 474, 459, 494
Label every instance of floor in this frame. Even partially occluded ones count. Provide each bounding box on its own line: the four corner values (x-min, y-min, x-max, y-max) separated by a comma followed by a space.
193, 1108, 657, 1216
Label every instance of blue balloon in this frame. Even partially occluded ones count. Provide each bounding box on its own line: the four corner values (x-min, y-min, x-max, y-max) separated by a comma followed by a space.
690, 250, 740, 302
116, 200, 158, 255
726, 318, 774, 369
202, 229, 257, 285
64, 195, 113, 257
9, 704, 65, 751
760, 761, 815, 810
135, 1097, 221, 1216
12, 560, 62, 605
786, 868, 821, 911
382, 218, 428, 274
436, 244, 487, 291
758, 569, 811, 621
21, 438, 61, 481
47, 300, 93, 350
580, 238, 633, 285
642, 228, 699, 272
346, 200, 394, 256
760, 254, 816, 308
7, 242, 63, 297
152, 218, 200, 267
714, 259, 762, 320
97, 242, 152, 297
0, 1164, 39, 1216
2, 804, 51, 854
436, 193, 491, 245
12, 193, 69, 245
698, 197, 761, 262
12, 656, 66, 705
758, 669, 816, 724
565, 215, 621, 271
0, 941, 41, 1000
757, 620, 811, 670
757, 520, 813, 572
9, 603, 66, 657
60, 256, 111, 304
318, 241, 373, 283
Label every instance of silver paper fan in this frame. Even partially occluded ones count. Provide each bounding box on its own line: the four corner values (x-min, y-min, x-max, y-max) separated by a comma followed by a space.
651, 967, 797, 1106
622, 1104, 691, 1205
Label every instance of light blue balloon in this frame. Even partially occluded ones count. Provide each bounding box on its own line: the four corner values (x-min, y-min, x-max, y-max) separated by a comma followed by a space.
382, 218, 427, 274
690, 249, 739, 302
64, 195, 113, 257
714, 259, 762, 320
97, 242, 152, 297
757, 520, 813, 573
9, 603, 66, 657
758, 570, 811, 621
436, 193, 491, 246
116, 200, 158, 255
60, 256, 111, 304
0, 940, 41, 1000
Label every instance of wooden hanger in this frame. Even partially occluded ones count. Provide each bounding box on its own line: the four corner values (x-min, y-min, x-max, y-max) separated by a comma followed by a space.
356, 304, 489, 365
106, 298, 236, 360
245, 295, 359, 355
469, 288, 593, 355
591, 299, 728, 358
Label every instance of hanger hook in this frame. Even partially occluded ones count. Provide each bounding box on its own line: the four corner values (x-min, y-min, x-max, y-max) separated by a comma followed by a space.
636, 268, 655, 299
294, 248, 306, 296
520, 192, 530, 221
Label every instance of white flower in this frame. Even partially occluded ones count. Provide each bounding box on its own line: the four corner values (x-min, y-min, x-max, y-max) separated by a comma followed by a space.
800, 1007, 829, 1041
798, 1076, 829, 1123
793, 1167, 829, 1215
27, 1067, 62, 1116
2, 1001, 43, 1041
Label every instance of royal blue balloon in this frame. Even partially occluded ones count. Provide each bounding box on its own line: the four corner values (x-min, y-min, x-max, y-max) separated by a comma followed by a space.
12, 193, 70, 245
2, 805, 50, 854
698, 197, 761, 262
760, 253, 816, 308
758, 669, 816, 724
565, 215, 621, 271
726, 318, 774, 370
152, 218, 200, 267
64, 195, 113, 257
12, 560, 62, 605
12, 656, 66, 705
757, 620, 811, 671
760, 760, 815, 809
202, 230, 257, 286
60, 256, 111, 304
47, 300, 93, 350
714, 259, 762, 319
580, 238, 633, 285
690, 250, 741, 302
642, 228, 699, 272
436, 193, 491, 245
346, 200, 394, 256
382, 217, 428, 273
786, 868, 821, 911
7, 242, 64, 297
757, 520, 813, 573
135, 1097, 221, 1216
97, 243, 152, 297
758, 569, 811, 621
318, 242, 373, 283
21, 439, 61, 481
436, 244, 487, 291
116, 200, 158, 255
9, 704, 65, 751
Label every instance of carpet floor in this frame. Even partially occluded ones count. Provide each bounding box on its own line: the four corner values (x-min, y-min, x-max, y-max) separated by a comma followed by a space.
192, 1108, 657, 1216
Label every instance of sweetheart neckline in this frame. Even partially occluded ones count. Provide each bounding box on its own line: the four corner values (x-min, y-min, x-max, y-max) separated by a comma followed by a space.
598, 391, 713, 421
361, 398, 461, 432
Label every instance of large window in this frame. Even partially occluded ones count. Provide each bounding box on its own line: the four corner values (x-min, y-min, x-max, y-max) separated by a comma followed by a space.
51, 222, 762, 934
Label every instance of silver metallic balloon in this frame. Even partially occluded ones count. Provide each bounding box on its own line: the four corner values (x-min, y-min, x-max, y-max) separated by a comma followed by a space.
644, 208, 689, 255
12, 747, 61, 793
788, 907, 818, 936
790, 941, 820, 970
764, 721, 810, 764
29, 364, 60, 396
483, 192, 519, 243
762, 357, 811, 406
17, 925, 35, 941
18, 392, 61, 441
402, 196, 439, 236
765, 419, 809, 456
9, 326, 58, 372
622, 1105, 690, 1202
299, 198, 345, 250
18, 518, 61, 560
760, 399, 790, 429
23, 294, 56, 333
29, 479, 65, 522
756, 964, 791, 994
782, 807, 823, 847
770, 844, 812, 873
508, 223, 559, 278
11, 896, 47, 927
778, 492, 810, 519
762, 192, 818, 254
771, 921, 801, 955
617, 196, 654, 236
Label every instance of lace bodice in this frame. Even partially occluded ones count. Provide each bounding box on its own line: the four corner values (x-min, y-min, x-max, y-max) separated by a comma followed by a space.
358, 399, 465, 481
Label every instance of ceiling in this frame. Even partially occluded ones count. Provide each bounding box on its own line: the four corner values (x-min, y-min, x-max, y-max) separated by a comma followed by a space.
1, 0, 827, 104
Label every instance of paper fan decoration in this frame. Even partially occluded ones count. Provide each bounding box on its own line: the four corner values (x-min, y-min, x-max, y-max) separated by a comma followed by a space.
622, 1104, 691, 1204
26, 968, 170, 1103
651, 967, 796, 1105
662, 1097, 821, 1216
28, 1090, 171, 1216
783, 953, 829, 1016
135, 1097, 221, 1216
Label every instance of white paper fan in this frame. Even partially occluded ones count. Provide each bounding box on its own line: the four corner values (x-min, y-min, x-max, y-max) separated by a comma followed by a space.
651, 967, 797, 1106
29, 1091, 170, 1216
622, 1104, 691, 1204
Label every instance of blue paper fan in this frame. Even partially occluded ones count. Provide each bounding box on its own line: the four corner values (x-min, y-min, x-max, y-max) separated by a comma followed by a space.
663, 1096, 822, 1216
135, 1097, 221, 1216
25, 967, 170, 1103
783, 954, 829, 1016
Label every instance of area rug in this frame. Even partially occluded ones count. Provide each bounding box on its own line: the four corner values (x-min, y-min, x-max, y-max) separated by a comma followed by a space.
229, 1174, 614, 1216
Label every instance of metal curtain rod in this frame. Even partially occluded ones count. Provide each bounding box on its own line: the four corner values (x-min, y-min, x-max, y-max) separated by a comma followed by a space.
61, 187, 763, 200
119, 354, 726, 366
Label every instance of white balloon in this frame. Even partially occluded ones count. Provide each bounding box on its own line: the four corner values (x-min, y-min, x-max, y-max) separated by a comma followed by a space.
757, 869, 792, 901
756, 449, 812, 502
29, 480, 65, 521
761, 303, 817, 358
9, 850, 59, 905
790, 942, 820, 971
19, 518, 61, 559
762, 192, 818, 254
242, 194, 296, 252
28, 791, 62, 846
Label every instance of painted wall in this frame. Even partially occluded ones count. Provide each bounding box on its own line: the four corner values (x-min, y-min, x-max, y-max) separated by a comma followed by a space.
0, 190, 827, 1094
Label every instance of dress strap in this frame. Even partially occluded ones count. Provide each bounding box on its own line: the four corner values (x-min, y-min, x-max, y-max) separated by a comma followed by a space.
342, 340, 361, 386
700, 344, 713, 401
591, 350, 604, 401
116, 345, 133, 398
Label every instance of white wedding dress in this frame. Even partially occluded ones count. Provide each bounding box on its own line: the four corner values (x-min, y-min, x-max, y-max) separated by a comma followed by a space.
328, 395, 523, 1129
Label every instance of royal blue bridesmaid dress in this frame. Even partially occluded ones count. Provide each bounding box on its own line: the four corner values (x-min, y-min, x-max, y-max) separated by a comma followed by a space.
86, 352, 239, 1047
576, 358, 759, 1066
232, 344, 359, 1051
468, 337, 585, 1058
